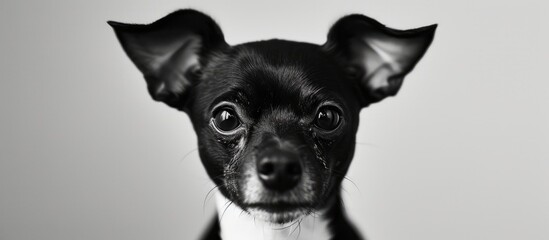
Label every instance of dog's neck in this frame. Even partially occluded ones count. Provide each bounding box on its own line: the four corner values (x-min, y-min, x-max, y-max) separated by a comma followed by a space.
215, 192, 333, 240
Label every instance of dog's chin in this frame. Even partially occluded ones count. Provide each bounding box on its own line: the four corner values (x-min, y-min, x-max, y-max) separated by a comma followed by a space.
246, 206, 309, 224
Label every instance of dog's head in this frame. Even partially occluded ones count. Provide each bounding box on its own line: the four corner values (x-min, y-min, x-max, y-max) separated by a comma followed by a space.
109, 9, 436, 223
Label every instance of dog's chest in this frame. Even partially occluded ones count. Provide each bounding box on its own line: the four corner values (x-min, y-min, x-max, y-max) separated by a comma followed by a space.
215, 192, 332, 240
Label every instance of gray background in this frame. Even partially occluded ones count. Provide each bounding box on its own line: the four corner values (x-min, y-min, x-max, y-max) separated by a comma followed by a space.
1, 0, 548, 239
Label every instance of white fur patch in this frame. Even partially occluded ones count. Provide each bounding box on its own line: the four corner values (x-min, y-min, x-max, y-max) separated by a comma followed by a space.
216, 192, 332, 240
241, 162, 315, 205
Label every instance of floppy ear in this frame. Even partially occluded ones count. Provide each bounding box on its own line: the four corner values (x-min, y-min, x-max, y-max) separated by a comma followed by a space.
108, 9, 228, 110
323, 14, 437, 106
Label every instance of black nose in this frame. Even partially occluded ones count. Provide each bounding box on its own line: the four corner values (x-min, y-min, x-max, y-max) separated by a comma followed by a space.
257, 150, 302, 192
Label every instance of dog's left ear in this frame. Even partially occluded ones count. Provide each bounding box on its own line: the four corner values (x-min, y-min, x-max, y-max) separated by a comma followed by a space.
323, 15, 437, 106
108, 9, 228, 110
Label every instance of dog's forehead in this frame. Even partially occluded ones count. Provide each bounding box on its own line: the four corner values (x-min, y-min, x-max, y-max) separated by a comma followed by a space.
231, 40, 340, 83
199, 40, 352, 114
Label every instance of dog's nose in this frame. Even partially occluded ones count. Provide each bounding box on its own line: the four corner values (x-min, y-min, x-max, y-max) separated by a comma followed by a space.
257, 150, 302, 192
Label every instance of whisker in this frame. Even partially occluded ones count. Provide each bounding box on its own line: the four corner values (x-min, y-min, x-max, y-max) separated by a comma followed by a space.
271, 218, 301, 230
209, 172, 239, 181
179, 148, 198, 164
309, 210, 320, 219
219, 200, 234, 222
343, 176, 361, 193
330, 169, 361, 193
341, 185, 349, 196
239, 209, 247, 218
203, 184, 224, 214
290, 217, 303, 239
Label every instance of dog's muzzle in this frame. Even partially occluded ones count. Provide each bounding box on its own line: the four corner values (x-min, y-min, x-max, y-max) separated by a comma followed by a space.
256, 147, 302, 192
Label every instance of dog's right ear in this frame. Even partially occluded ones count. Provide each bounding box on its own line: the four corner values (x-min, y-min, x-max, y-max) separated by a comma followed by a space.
108, 9, 227, 110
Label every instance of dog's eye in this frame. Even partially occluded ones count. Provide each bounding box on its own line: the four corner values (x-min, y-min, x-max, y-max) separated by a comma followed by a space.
213, 108, 240, 132
315, 106, 341, 131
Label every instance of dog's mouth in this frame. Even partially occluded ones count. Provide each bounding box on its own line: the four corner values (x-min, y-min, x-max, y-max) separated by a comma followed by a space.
245, 202, 310, 213
244, 202, 313, 223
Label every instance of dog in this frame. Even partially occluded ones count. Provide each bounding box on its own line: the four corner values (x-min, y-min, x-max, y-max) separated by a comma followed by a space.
108, 9, 436, 240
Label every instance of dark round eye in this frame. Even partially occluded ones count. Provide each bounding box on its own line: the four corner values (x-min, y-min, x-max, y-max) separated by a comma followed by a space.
213, 108, 241, 132
315, 106, 341, 131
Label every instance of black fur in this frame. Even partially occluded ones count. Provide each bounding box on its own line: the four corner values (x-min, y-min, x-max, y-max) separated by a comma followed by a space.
109, 9, 436, 240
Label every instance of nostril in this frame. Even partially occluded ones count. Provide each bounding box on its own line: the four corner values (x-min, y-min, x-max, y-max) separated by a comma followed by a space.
256, 150, 302, 192
259, 161, 275, 176
286, 163, 301, 176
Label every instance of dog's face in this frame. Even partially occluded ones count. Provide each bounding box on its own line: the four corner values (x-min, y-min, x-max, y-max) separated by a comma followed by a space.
189, 41, 362, 223
109, 10, 435, 223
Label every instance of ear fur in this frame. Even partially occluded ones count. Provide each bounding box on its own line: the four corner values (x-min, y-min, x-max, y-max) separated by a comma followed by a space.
108, 9, 228, 110
324, 14, 437, 106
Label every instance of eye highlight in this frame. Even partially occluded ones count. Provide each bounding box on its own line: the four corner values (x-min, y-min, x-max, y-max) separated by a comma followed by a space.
314, 106, 341, 131
213, 108, 241, 132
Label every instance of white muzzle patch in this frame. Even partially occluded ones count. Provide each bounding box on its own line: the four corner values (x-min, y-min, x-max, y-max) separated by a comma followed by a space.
215, 192, 332, 240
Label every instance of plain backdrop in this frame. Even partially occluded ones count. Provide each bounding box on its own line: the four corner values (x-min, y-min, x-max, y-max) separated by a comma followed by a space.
1, 0, 548, 240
